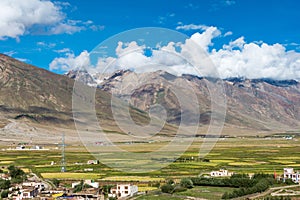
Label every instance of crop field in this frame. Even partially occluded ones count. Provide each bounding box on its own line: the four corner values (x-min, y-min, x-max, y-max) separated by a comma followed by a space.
0, 136, 300, 181
135, 186, 235, 200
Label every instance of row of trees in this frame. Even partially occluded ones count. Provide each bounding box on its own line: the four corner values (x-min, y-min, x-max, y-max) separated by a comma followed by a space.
160, 173, 279, 199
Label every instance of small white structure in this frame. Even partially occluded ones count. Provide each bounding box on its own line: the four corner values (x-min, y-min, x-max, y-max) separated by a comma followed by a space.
14, 187, 39, 199
84, 168, 94, 172
16, 145, 25, 150
283, 168, 300, 183
210, 169, 233, 177
109, 184, 138, 198
72, 180, 99, 188
31, 145, 43, 150
87, 160, 99, 165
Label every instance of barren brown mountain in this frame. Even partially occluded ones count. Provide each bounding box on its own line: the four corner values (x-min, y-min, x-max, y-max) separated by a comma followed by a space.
68, 69, 300, 132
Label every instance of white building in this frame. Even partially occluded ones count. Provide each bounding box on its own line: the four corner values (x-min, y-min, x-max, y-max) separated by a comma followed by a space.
22, 182, 45, 191
72, 180, 99, 188
109, 184, 138, 198
283, 168, 300, 183
87, 160, 99, 165
16, 145, 25, 150
210, 169, 233, 177
12, 187, 39, 199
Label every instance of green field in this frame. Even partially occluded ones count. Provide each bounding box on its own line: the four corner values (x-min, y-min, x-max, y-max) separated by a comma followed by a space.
0, 137, 300, 181
135, 186, 235, 200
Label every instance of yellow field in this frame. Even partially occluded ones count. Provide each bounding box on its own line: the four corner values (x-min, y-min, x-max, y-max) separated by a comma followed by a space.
101, 176, 164, 182
228, 162, 257, 166
272, 160, 296, 164
0, 160, 13, 164
21, 168, 30, 173
138, 186, 158, 192
41, 173, 102, 179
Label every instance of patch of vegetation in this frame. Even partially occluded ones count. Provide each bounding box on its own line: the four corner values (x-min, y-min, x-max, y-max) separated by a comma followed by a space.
8, 165, 25, 183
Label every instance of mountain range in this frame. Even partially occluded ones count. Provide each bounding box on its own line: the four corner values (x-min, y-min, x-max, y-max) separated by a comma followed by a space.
0, 54, 164, 143
66, 68, 300, 133
0, 53, 299, 142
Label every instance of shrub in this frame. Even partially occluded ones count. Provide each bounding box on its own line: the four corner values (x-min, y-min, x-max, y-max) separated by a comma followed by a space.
1, 190, 9, 198
180, 178, 193, 189
0, 180, 11, 190
173, 185, 187, 192
52, 179, 60, 187
166, 179, 175, 185
161, 184, 175, 194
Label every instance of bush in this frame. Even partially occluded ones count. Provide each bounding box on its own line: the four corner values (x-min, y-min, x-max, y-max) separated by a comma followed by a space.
284, 179, 295, 185
166, 179, 175, 185
8, 165, 25, 182
173, 185, 187, 192
161, 184, 175, 194
150, 182, 160, 188
1, 190, 9, 198
102, 185, 114, 195
180, 178, 193, 189
0, 180, 11, 190
52, 179, 60, 187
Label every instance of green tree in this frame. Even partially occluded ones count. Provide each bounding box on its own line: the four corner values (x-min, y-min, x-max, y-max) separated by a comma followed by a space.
102, 184, 114, 195
180, 178, 193, 189
8, 165, 25, 183
166, 179, 175, 185
0, 180, 11, 189
73, 180, 84, 193
161, 184, 175, 194
52, 179, 60, 187
1, 190, 9, 198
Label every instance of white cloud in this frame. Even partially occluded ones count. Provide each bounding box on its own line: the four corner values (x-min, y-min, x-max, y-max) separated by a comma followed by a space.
115, 41, 145, 56
3, 50, 17, 57
37, 41, 56, 48
49, 26, 300, 80
0, 0, 103, 40
16, 58, 31, 63
211, 38, 300, 80
176, 24, 209, 31
54, 48, 72, 53
210, 0, 236, 11
224, 0, 236, 6
49, 50, 90, 71
48, 22, 83, 35
224, 31, 233, 37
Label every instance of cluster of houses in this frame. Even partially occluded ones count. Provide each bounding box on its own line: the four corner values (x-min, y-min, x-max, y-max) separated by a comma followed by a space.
0, 178, 138, 199
209, 168, 300, 184
2, 166, 300, 199
9, 145, 46, 150
210, 169, 233, 177
1, 167, 139, 200
283, 168, 300, 183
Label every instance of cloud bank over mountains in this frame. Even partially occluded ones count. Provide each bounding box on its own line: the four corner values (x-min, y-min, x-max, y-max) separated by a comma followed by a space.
50, 26, 300, 80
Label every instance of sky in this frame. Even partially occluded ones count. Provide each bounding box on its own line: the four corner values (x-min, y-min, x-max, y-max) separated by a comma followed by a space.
0, 0, 300, 80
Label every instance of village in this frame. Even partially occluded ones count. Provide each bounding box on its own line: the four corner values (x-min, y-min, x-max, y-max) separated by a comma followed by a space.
1, 163, 300, 200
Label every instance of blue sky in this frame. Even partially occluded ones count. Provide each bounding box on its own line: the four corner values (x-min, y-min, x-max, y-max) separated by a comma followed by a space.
0, 0, 300, 79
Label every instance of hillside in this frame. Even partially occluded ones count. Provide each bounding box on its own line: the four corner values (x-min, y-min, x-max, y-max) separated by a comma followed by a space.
0, 54, 159, 139
67, 69, 300, 132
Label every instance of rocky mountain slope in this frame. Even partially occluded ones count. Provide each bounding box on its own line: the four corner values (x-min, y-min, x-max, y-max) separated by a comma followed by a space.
66, 69, 300, 132
0, 54, 153, 133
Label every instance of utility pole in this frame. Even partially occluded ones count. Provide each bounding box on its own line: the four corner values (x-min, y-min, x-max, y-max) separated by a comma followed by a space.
61, 133, 66, 172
